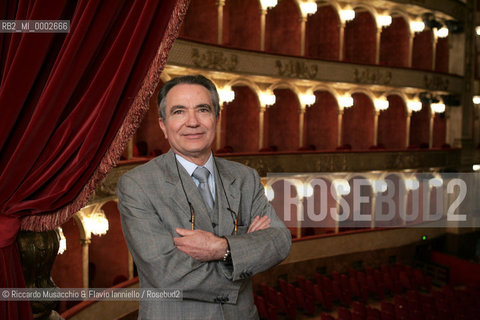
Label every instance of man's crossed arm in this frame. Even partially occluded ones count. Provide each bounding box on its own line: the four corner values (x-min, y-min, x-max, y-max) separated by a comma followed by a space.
174, 215, 271, 261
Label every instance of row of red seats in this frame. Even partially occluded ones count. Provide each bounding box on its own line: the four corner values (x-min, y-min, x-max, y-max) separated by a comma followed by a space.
314, 263, 432, 308
255, 285, 480, 320
324, 285, 480, 320
254, 263, 435, 320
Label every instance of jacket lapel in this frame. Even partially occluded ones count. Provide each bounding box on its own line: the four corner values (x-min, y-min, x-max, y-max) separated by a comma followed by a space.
161, 150, 214, 233
215, 159, 241, 236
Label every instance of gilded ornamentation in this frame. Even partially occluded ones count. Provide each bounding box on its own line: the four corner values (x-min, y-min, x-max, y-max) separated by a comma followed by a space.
94, 164, 139, 200
424, 75, 449, 91
191, 48, 238, 71
17, 230, 63, 320
275, 60, 318, 79
353, 68, 392, 85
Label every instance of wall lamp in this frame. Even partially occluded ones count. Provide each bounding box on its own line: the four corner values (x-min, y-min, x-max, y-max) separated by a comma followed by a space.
300, 93, 316, 107
338, 95, 354, 108
218, 86, 235, 104
260, 0, 277, 10
332, 179, 351, 196
259, 92, 276, 107
377, 15, 392, 28
265, 184, 275, 201
300, 1, 317, 16
371, 179, 388, 193
434, 27, 449, 38
57, 227, 67, 255
407, 99, 422, 112
431, 102, 445, 113
77, 209, 109, 238
374, 98, 389, 111
340, 9, 355, 22
410, 21, 425, 33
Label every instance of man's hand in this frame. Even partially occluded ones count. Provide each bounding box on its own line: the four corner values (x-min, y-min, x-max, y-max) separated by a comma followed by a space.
175, 215, 270, 261
247, 215, 271, 233
174, 229, 227, 261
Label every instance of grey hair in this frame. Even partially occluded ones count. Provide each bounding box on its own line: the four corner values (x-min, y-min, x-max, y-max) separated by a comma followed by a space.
157, 75, 220, 120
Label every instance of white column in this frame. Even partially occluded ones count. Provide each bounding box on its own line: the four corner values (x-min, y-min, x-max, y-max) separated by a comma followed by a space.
81, 239, 90, 288
128, 251, 134, 280
375, 28, 382, 64
408, 32, 414, 67
406, 111, 412, 148
260, 9, 267, 51
299, 108, 305, 147
373, 110, 380, 146
339, 23, 345, 60
300, 17, 307, 56
296, 200, 302, 239
216, 0, 225, 45
337, 109, 344, 147
259, 107, 266, 149
429, 111, 435, 148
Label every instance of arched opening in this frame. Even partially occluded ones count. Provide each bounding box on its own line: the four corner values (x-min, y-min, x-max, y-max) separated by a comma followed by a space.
378, 95, 407, 149
135, 80, 169, 157
265, 0, 301, 56
406, 174, 430, 225
51, 217, 83, 312
306, 5, 340, 60
89, 201, 129, 288
435, 37, 449, 73
270, 179, 298, 238
412, 29, 434, 70
302, 177, 337, 236
433, 112, 447, 148
223, 0, 260, 50
376, 174, 404, 228
342, 93, 375, 149
344, 9, 377, 64
305, 91, 338, 150
179, 0, 217, 44
379, 16, 409, 67
339, 175, 372, 231
264, 88, 300, 151
409, 103, 430, 148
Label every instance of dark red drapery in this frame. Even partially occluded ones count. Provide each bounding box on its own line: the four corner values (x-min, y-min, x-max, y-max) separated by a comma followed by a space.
0, 0, 189, 318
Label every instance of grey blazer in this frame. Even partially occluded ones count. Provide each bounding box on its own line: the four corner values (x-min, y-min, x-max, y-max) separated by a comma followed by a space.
117, 150, 291, 320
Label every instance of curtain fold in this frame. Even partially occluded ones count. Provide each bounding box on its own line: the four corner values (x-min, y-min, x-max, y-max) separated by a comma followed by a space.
0, 0, 189, 318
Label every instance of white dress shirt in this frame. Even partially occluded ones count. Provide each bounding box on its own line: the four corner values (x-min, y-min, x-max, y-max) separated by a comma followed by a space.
175, 153, 216, 200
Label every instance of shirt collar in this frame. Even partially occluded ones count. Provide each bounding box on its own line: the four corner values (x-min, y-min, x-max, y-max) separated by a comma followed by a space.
175, 153, 215, 177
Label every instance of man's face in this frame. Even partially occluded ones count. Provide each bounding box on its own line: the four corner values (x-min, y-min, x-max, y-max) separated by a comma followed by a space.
159, 83, 217, 164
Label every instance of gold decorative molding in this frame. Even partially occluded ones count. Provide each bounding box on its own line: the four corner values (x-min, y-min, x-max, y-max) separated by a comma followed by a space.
223, 150, 462, 176
424, 75, 450, 91
87, 150, 463, 207
92, 163, 140, 201
376, 0, 464, 20
191, 48, 238, 71
167, 40, 464, 94
275, 60, 318, 79
353, 68, 392, 85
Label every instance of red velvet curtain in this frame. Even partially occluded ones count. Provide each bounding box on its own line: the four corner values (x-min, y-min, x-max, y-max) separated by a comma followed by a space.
0, 0, 189, 318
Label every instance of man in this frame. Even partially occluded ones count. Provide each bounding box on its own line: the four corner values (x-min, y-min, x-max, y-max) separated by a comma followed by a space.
117, 75, 291, 319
